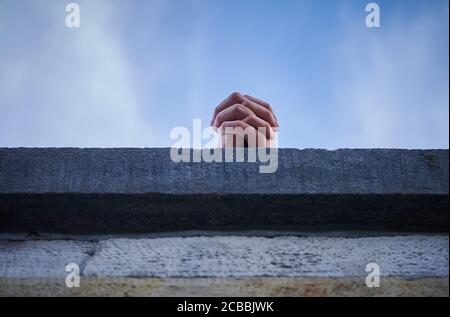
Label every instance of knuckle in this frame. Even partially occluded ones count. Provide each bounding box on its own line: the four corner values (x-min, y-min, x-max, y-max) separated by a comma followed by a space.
219, 122, 232, 132
260, 108, 272, 121
237, 121, 247, 129
243, 114, 255, 123
250, 114, 259, 122
230, 91, 240, 98
220, 121, 230, 128
260, 107, 271, 118
264, 109, 276, 122
233, 103, 246, 114
215, 111, 224, 122
230, 91, 242, 101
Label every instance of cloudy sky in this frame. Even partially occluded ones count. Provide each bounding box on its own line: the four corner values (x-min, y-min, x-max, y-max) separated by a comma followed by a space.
0, 0, 448, 148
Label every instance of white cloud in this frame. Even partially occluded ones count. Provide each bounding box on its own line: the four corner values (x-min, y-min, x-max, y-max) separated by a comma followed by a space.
0, 0, 158, 147
332, 3, 449, 148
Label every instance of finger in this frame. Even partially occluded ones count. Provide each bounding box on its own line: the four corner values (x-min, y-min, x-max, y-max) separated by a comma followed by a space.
219, 120, 267, 148
213, 103, 254, 128
240, 96, 278, 128
213, 104, 275, 139
244, 94, 279, 122
219, 120, 253, 148
211, 92, 245, 126
211, 92, 278, 128
219, 119, 251, 135
242, 114, 275, 139
243, 95, 272, 112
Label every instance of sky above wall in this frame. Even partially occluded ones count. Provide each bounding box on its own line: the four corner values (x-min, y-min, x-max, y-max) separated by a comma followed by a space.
0, 0, 448, 149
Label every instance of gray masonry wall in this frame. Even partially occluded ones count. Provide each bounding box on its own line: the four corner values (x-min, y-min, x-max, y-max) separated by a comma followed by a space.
0, 148, 448, 296
1, 148, 448, 194
0, 148, 448, 234
1, 236, 448, 278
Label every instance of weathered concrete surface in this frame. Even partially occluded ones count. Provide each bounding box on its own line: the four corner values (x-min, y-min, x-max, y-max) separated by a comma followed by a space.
0, 240, 94, 278
1, 148, 448, 194
0, 148, 448, 233
84, 236, 450, 278
1, 277, 448, 297
1, 236, 447, 278
1, 235, 447, 296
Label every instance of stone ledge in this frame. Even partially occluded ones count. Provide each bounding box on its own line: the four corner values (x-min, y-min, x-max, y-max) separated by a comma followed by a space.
1, 148, 448, 194
1, 235, 448, 297
0, 148, 448, 233
1, 236, 448, 278
1, 277, 448, 297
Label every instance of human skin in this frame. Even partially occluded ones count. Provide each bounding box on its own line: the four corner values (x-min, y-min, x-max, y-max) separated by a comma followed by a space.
210, 92, 279, 148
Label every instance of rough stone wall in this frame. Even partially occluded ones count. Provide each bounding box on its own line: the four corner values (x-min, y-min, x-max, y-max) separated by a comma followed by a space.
0, 148, 448, 233
0, 148, 448, 296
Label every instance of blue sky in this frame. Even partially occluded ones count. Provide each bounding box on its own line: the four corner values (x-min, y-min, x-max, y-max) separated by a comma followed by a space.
0, 0, 448, 148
